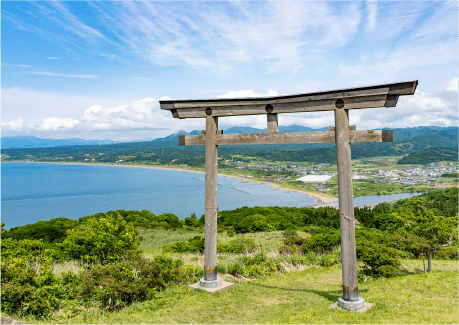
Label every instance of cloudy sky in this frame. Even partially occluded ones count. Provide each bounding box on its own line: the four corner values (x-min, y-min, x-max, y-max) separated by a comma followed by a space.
2, 1, 457, 141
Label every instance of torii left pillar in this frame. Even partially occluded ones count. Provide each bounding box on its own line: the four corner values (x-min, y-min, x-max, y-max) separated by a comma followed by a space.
202, 115, 220, 285
189, 114, 234, 292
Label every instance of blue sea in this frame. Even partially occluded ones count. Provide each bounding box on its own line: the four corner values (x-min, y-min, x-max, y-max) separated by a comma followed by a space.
1, 162, 421, 229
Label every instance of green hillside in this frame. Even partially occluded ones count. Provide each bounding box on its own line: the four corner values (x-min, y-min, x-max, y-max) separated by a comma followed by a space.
398, 147, 458, 164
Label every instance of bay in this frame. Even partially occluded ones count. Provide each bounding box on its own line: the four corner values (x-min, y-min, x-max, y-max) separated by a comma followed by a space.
1, 162, 422, 230
1, 162, 316, 229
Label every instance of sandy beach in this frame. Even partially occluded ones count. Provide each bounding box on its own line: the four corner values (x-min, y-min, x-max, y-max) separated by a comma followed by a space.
26, 161, 337, 205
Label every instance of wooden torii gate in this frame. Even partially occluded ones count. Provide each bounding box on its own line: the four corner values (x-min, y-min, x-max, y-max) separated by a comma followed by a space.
160, 80, 417, 310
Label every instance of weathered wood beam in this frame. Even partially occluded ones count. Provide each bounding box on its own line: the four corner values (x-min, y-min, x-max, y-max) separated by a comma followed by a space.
329, 125, 356, 131
335, 108, 359, 301
160, 80, 417, 118
178, 130, 394, 146
204, 116, 218, 281
201, 130, 223, 135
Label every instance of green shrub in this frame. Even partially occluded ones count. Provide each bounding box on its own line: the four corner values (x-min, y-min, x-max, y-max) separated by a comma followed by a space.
319, 249, 341, 267
63, 212, 140, 262
385, 233, 425, 258
309, 231, 340, 253
162, 236, 205, 253
227, 262, 244, 276
279, 245, 296, 255
244, 260, 281, 278
1, 256, 59, 318
227, 229, 235, 237
1, 238, 46, 261
77, 255, 184, 311
184, 213, 199, 227
3, 218, 79, 244
282, 229, 298, 238
356, 240, 401, 278
226, 253, 281, 278
1, 222, 6, 236
218, 238, 256, 254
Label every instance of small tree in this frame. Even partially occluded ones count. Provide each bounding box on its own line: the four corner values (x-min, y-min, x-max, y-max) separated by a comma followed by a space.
63, 212, 139, 262
1, 222, 6, 237
392, 200, 458, 272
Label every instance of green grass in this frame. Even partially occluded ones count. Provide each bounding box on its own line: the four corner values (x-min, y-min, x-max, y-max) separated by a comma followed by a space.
138, 228, 312, 269
39, 260, 457, 324
43, 227, 458, 324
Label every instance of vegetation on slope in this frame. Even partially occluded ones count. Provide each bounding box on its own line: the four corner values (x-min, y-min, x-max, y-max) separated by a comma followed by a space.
1, 188, 457, 323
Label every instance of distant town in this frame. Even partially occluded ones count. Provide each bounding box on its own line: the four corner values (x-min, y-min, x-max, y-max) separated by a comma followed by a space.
225, 159, 458, 193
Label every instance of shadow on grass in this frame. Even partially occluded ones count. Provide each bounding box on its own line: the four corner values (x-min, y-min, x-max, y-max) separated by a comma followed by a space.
398, 267, 424, 276
246, 282, 369, 303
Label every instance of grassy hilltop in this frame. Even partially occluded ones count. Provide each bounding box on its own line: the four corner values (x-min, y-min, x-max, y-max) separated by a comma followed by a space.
1, 188, 457, 324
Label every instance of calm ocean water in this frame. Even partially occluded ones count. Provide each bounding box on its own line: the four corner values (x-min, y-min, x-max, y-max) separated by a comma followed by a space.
1, 162, 421, 229
2, 162, 317, 229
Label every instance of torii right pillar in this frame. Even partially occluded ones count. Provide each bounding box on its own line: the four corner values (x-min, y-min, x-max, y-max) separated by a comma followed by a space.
334, 107, 364, 310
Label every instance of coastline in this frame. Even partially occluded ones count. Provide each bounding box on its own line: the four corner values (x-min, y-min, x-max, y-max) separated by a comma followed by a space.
13, 161, 337, 205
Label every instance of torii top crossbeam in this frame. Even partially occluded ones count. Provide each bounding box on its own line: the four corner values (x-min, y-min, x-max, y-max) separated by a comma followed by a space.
160, 80, 417, 118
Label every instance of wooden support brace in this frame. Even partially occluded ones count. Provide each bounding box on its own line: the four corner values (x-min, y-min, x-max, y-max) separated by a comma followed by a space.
178, 129, 394, 146
201, 130, 224, 135
267, 113, 279, 133
329, 125, 356, 131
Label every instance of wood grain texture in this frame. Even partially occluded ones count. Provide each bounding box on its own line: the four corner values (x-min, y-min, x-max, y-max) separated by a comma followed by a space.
267, 113, 279, 133
335, 108, 359, 300
160, 80, 418, 118
178, 130, 393, 146
204, 116, 218, 279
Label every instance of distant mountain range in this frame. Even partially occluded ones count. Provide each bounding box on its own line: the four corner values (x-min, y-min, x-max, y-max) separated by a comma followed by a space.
1, 125, 457, 150
1, 136, 120, 149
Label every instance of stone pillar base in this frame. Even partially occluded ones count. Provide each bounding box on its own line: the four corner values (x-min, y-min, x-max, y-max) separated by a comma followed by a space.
337, 297, 365, 311
188, 279, 234, 294
200, 277, 222, 288
330, 298, 374, 312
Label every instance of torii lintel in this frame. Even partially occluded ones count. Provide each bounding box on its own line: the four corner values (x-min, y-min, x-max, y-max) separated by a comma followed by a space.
159, 80, 417, 119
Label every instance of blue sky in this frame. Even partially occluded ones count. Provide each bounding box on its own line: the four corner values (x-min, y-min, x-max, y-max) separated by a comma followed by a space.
2, 1, 458, 141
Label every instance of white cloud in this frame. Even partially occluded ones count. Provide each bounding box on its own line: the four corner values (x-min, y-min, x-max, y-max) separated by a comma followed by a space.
46, 57, 60, 60
10, 2, 362, 74
2, 63, 30, 68
349, 86, 458, 129
412, 1, 457, 40
2, 87, 133, 123
39, 117, 80, 131
1, 118, 25, 131
216, 89, 278, 99
31, 71, 99, 78
446, 78, 458, 93
364, 2, 424, 41
366, 1, 377, 32
3, 80, 457, 140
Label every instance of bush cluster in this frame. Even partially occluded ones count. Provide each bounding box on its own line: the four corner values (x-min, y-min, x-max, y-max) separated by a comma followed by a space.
356, 240, 401, 278
1, 254, 63, 318
163, 237, 256, 254
162, 236, 205, 253
226, 253, 282, 278
77, 254, 189, 311
280, 228, 340, 255
1, 252, 201, 318
217, 206, 340, 234
218, 238, 256, 254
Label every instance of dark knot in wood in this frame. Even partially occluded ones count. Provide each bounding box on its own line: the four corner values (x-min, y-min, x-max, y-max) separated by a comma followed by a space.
265, 104, 274, 113
335, 99, 345, 109
205, 107, 212, 116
